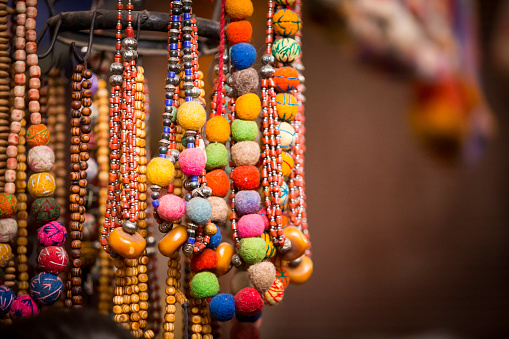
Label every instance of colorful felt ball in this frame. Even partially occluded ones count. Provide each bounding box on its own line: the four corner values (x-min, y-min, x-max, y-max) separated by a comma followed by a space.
9, 295, 39, 319
177, 101, 207, 131
0, 286, 15, 315
205, 169, 230, 197
147, 157, 175, 187
31, 198, 60, 224
232, 119, 258, 142
234, 287, 264, 316
278, 122, 297, 151
27, 172, 56, 198
263, 278, 285, 305
190, 248, 217, 272
186, 197, 212, 225
158, 194, 186, 222
281, 151, 295, 177
274, 66, 299, 92
190, 271, 219, 298
37, 221, 67, 246
179, 148, 206, 176
231, 141, 260, 167
206, 116, 231, 143
258, 208, 270, 230
275, 0, 295, 5
0, 243, 13, 268
207, 224, 222, 249
232, 166, 260, 190
205, 143, 229, 170
276, 265, 290, 288
225, 0, 253, 20
231, 67, 259, 97
235, 190, 261, 215
236, 93, 261, 121
231, 43, 257, 71
239, 237, 266, 265
261, 233, 276, 260
272, 37, 301, 64
248, 262, 276, 293
38, 246, 69, 274
226, 21, 252, 45
0, 218, 17, 242
29, 272, 63, 306
238, 214, 264, 238
276, 93, 298, 121
0, 193, 17, 218
273, 9, 301, 37
26, 124, 50, 146
209, 294, 235, 322
208, 196, 229, 224
27, 145, 55, 172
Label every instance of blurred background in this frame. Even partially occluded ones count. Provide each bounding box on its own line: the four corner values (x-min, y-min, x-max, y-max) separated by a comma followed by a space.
38, 0, 509, 337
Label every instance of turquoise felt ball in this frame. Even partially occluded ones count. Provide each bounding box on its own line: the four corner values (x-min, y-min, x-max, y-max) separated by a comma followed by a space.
186, 197, 212, 225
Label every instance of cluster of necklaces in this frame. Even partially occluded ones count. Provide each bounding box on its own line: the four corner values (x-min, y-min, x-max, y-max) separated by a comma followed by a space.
0, 0, 312, 337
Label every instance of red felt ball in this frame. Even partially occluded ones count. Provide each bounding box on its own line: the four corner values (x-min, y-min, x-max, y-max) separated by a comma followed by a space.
226, 21, 253, 45
38, 246, 69, 274
191, 248, 218, 272
205, 170, 230, 197
232, 166, 260, 191
235, 287, 264, 316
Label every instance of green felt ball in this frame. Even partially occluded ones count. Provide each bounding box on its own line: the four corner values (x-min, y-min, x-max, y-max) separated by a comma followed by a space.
190, 271, 219, 298
206, 143, 229, 170
239, 238, 266, 265
232, 119, 258, 142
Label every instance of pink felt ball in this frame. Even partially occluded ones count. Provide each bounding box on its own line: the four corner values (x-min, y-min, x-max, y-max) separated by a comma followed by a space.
9, 295, 39, 319
179, 148, 206, 176
158, 194, 186, 221
258, 208, 270, 231
238, 214, 265, 238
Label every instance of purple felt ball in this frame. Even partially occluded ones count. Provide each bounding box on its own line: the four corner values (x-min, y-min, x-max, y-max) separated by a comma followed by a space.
238, 214, 265, 238
37, 221, 67, 246
9, 295, 39, 319
234, 190, 261, 216
30, 272, 63, 306
179, 148, 206, 176
0, 285, 15, 315
158, 194, 186, 221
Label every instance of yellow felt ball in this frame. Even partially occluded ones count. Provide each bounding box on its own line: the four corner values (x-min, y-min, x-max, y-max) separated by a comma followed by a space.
177, 101, 207, 131
236, 93, 261, 121
0, 243, 13, 267
28, 172, 55, 198
147, 157, 175, 187
225, 0, 254, 20
276, 93, 298, 121
281, 151, 294, 177
273, 9, 301, 37
206, 116, 231, 143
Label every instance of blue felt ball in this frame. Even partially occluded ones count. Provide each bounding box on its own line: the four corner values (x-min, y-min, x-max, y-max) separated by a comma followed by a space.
29, 272, 63, 306
230, 43, 257, 71
0, 285, 15, 315
206, 224, 222, 249
209, 293, 235, 322
235, 190, 261, 216
186, 197, 212, 225
236, 310, 262, 323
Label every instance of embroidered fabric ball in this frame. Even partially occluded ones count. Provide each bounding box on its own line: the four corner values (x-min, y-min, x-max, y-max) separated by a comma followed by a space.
37, 221, 67, 247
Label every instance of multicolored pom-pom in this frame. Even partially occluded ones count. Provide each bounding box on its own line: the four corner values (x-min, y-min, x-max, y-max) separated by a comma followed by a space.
263, 278, 285, 305
278, 122, 297, 151
273, 9, 301, 37
9, 295, 39, 319
205, 169, 230, 197
261, 233, 276, 260
37, 221, 67, 246
281, 151, 295, 177
31, 198, 60, 224
272, 37, 301, 64
147, 157, 175, 187
0, 193, 17, 218
158, 194, 186, 222
27, 172, 56, 198
27, 146, 55, 172
234, 287, 264, 316
38, 246, 69, 274
0, 243, 13, 268
205, 143, 229, 170
209, 293, 236, 322
179, 148, 206, 176
190, 271, 219, 298
235, 190, 262, 216
26, 124, 50, 146
29, 272, 63, 305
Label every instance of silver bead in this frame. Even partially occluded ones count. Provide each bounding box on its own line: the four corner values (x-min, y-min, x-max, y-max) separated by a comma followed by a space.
261, 54, 275, 65
184, 193, 193, 202
158, 222, 173, 233
288, 257, 302, 267
182, 26, 193, 34
151, 184, 162, 192
147, 236, 156, 246
168, 57, 180, 65
165, 85, 176, 93
158, 139, 170, 147
191, 86, 201, 98
225, 87, 236, 98
215, 52, 229, 63
298, 74, 305, 84
110, 62, 124, 75
187, 229, 195, 238
182, 54, 194, 63
183, 81, 194, 90
231, 254, 243, 267
184, 130, 197, 137
192, 186, 212, 198
122, 220, 138, 234
123, 49, 138, 62
122, 37, 138, 50
169, 28, 180, 36
294, 63, 305, 72
260, 65, 275, 78
183, 243, 194, 257
278, 237, 292, 253
214, 64, 228, 76
168, 149, 180, 162
184, 180, 200, 191
109, 74, 124, 86
226, 75, 234, 86
146, 247, 156, 256
182, 0, 192, 5
166, 76, 180, 86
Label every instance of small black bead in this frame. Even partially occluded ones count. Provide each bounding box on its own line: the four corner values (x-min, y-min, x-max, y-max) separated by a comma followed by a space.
162, 119, 172, 126
185, 89, 193, 97
184, 75, 193, 82
171, 22, 179, 29
165, 92, 174, 99
151, 192, 160, 200
172, 7, 182, 15
161, 133, 170, 140
183, 33, 192, 41
182, 5, 191, 13
169, 50, 178, 58
159, 146, 168, 155
169, 64, 181, 73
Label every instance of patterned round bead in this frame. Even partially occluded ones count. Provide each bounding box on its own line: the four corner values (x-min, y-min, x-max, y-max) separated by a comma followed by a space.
275, 0, 295, 5
26, 124, 50, 146
29, 272, 63, 305
28, 172, 56, 198
272, 38, 301, 64
0, 193, 17, 218
281, 151, 295, 177
263, 278, 284, 305
278, 122, 297, 151
0, 286, 15, 315
275, 265, 290, 288
275, 93, 298, 121
37, 221, 67, 246
31, 198, 60, 224
0, 243, 13, 268
261, 233, 276, 260
9, 295, 39, 319
0, 218, 18, 242
38, 246, 69, 274
273, 9, 301, 37
27, 145, 55, 172
274, 67, 299, 92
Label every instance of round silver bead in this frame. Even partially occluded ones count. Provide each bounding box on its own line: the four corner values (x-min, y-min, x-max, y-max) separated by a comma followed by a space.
261, 54, 275, 65
165, 85, 176, 93
225, 87, 236, 98
122, 37, 138, 50
183, 81, 194, 90
231, 254, 243, 267
183, 243, 194, 257
191, 86, 201, 98
168, 149, 180, 162
278, 237, 292, 253
288, 257, 302, 267
122, 220, 138, 234
214, 64, 228, 76
182, 54, 194, 63
123, 49, 138, 62
184, 180, 200, 191
226, 75, 234, 86
110, 62, 124, 75
150, 184, 162, 192
184, 193, 193, 202
182, 26, 193, 34
260, 65, 275, 78
215, 52, 229, 63
109, 74, 124, 86
166, 76, 180, 86
294, 63, 305, 72
147, 236, 156, 247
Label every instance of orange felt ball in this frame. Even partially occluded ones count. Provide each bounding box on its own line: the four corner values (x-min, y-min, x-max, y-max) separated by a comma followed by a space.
226, 21, 253, 45
274, 67, 299, 92
205, 170, 230, 197
232, 166, 260, 191
225, 0, 254, 20
26, 124, 50, 146
206, 116, 231, 143
191, 248, 218, 272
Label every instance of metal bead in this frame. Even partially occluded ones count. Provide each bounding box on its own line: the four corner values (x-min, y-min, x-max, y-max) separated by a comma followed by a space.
147, 236, 156, 247
231, 254, 243, 268
184, 193, 193, 202
168, 57, 180, 65
158, 222, 173, 233
288, 257, 302, 267
122, 220, 138, 234
298, 74, 305, 84
110, 62, 124, 75
166, 76, 180, 86
184, 180, 200, 191
168, 149, 180, 161
294, 63, 305, 72
182, 26, 193, 34
214, 64, 228, 76
261, 54, 275, 65
187, 229, 195, 238
191, 86, 201, 98
183, 243, 194, 257
278, 237, 292, 253
151, 191, 160, 200
225, 87, 236, 98
159, 139, 170, 147
122, 49, 138, 62
109, 74, 124, 86
150, 184, 162, 192
260, 65, 275, 78
226, 75, 234, 86
192, 186, 212, 199
168, 64, 181, 73
215, 52, 229, 63
182, 54, 194, 63
185, 89, 193, 98
122, 37, 138, 50
146, 247, 156, 256
183, 82, 194, 90
184, 130, 197, 137
169, 28, 180, 36
165, 85, 176, 94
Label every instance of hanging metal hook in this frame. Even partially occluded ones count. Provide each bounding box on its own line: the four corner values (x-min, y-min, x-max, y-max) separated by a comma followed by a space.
135, 10, 149, 41
37, 15, 62, 59
70, 11, 98, 64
